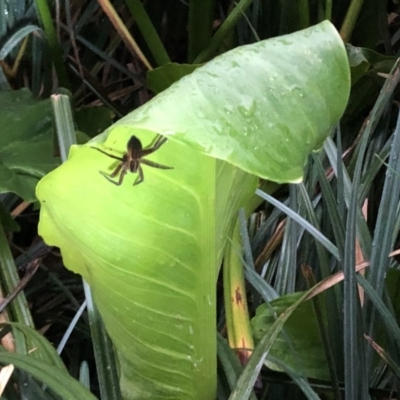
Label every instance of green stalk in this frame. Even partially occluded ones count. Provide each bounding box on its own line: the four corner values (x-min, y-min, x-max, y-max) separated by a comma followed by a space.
194, 0, 253, 64
124, 0, 170, 66
340, 0, 364, 42
298, 0, 310, 29
51, 94, 76, 161
223, 219, 254, 365
34, 0, 70, 88
98, 0, 152, 70
325, 0, 332, 20
188, 0, 216, 62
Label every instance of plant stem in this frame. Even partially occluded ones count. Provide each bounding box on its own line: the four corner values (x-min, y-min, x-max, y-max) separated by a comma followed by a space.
194, 0, 253, 64
124, 0, 170, 66
34, 0, 70, 88
98, 0, 153, 70
340, 0, 364, 42
188, 0, 216, 62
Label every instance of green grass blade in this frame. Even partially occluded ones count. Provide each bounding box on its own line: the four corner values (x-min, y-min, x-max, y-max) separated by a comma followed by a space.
357, 275, 400, 346
0, 352, 97, 399
34, 0, 70, 88
74, 0, 99, 33
275, 185, 297, 294
68, 63, 124, 118
0, 24, 41, 59
0, 67, 11, 90
79, 360, 90, 389
365, 109, 400, 359
31, 33, 43, 97
302, 266, 341, 400
364, 335, 400, 379
0, 0, 8, 37
297, 183, 331, 279
73, 33, 140, 80
188, 0, 215, 62
312, 153, 346, 259
333, 65, 400, 395
339, 54, 400, 400
239, 5, 261, 42
359, 137, 391, 202
0, 223, 33, 326
335, 127, 345, 221
194, 0, 254, 63
340, 0, 365, 42
217, 333, 258, 400
238, 209, 254, 270
2, 322, 68, 371
256, 189, 340, 261
267, 355, 320, 400
244, 265, 279, 302
323, 137, 372, 258
217, 332, 243, 388
297, 0, 310, 28
56, 300, 87, 355
297, 181, 342, 398
124, 0, 170, 65
342, 116, 363, 400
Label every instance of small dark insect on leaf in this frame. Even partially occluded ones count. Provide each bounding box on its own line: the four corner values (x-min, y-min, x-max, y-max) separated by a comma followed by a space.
92, 135, 173, 186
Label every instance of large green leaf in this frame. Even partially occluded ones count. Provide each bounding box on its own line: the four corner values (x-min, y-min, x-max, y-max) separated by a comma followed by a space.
0, 89, 60, 201
38, 135, 255, 400
36, 21, 350, 400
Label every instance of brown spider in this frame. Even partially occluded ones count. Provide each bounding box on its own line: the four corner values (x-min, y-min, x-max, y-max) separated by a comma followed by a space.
92, 135, 173, 186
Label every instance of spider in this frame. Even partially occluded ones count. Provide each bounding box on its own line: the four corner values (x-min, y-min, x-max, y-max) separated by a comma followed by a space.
92, 135, 173, 186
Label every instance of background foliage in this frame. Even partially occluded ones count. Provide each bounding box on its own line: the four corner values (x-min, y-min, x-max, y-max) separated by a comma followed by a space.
0, 1, 400, 400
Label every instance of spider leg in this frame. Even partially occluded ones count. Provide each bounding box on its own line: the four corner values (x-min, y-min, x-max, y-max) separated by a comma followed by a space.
99, 164, 126, 186
109, 163, 123, 178
92, 146, 124, 161
141, 136, 168, 156
116, 168, 127, 185
140, 159, 173, 170
150, 134, 167, 148
152, 135, 168, 149
100, 171, 119, 185
133, 165, 144, 185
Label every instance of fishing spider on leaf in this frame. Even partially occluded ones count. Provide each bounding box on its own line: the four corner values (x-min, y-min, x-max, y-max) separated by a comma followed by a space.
92, 135, 173, 186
